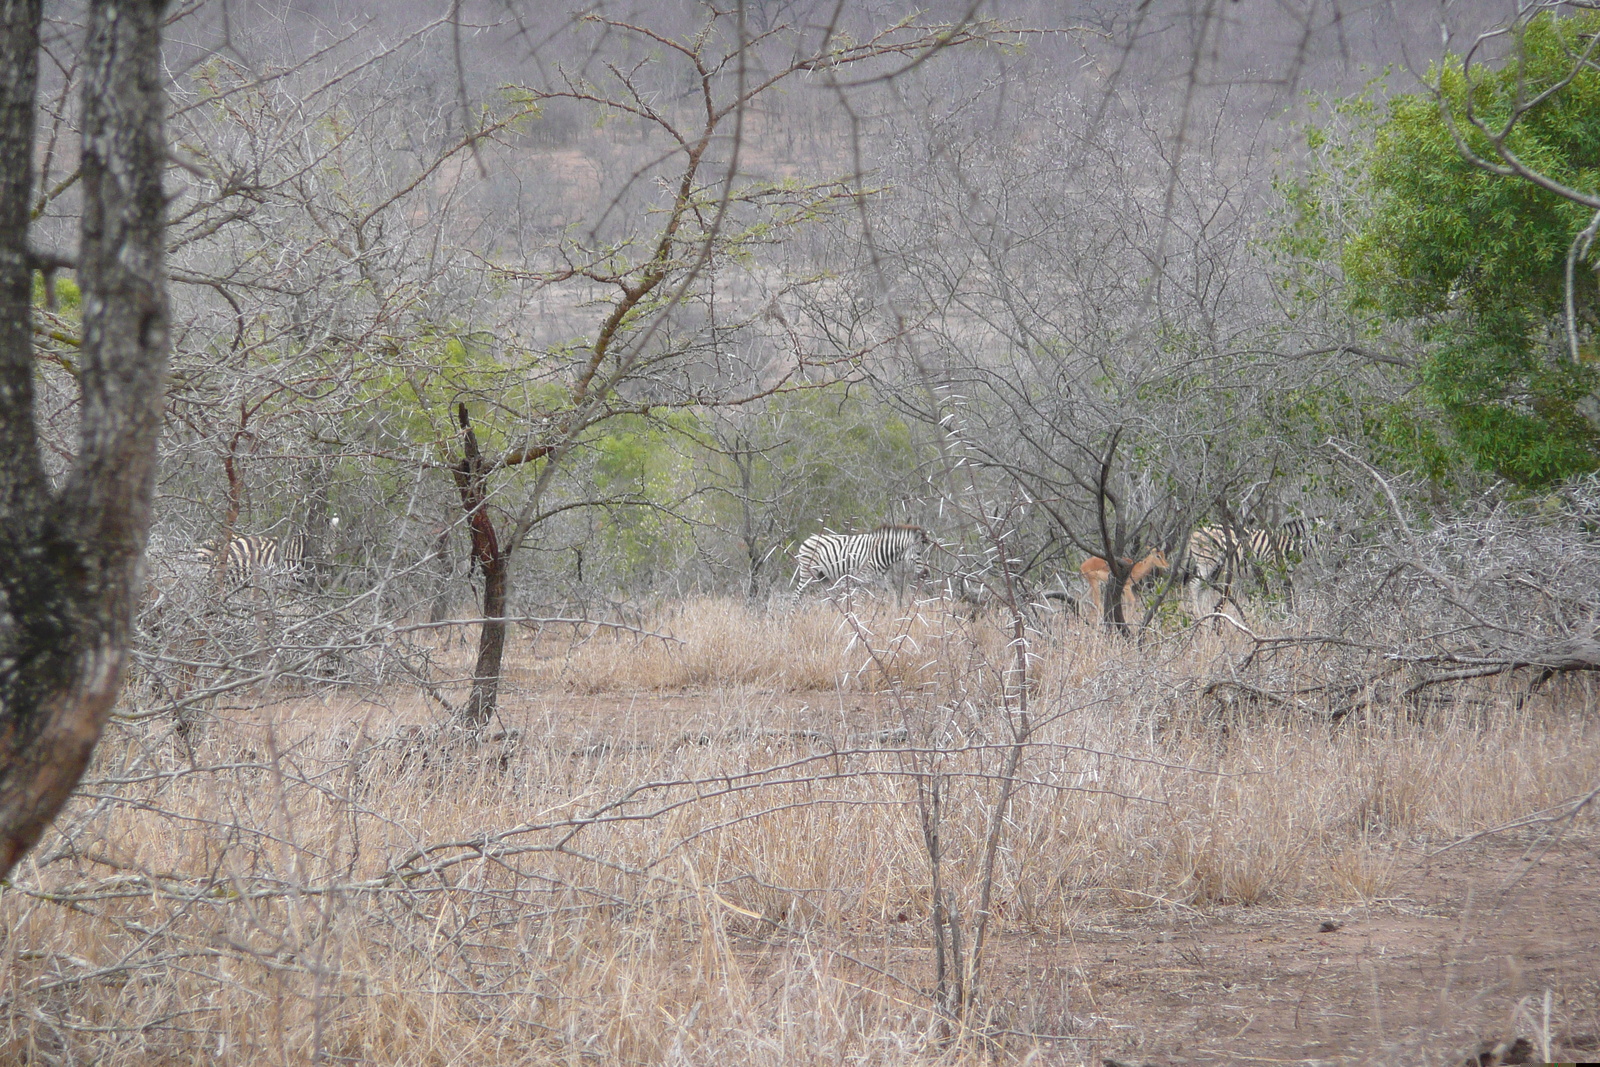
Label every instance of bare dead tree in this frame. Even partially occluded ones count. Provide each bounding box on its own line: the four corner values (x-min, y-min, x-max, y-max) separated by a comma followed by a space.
856, 84, 1378, 631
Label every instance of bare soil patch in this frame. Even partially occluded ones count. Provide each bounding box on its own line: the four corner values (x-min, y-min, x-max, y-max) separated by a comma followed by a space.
969, 834, 1600, 1065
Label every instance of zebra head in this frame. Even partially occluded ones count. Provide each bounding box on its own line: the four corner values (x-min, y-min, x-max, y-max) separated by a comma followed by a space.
879, 524, 932, 578
911, 525, 933, 578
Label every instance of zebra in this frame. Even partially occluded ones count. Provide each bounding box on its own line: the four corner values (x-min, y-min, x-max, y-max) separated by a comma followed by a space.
1184, 518, 1321, 619
791, 524, 931, 600
197, 530, 312, 589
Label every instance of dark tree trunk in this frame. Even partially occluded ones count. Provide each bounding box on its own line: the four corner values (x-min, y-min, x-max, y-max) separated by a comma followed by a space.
1104, 563, 1129, 632
738, 435, 761, 602
1091, 427, 1132, 633
0, 0, 170, 879
451, 405, 507, 728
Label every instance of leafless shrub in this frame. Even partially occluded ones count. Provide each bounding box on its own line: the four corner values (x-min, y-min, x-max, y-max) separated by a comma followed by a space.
1184, 477, 1600, 726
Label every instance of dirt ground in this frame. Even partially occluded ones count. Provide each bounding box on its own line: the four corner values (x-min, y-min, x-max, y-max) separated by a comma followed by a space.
726, 827, 1600, 1067
982, 833, 1600, 1066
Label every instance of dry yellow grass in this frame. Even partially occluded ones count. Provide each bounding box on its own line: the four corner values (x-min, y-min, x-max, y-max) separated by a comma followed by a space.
2, 595, 1596, 1063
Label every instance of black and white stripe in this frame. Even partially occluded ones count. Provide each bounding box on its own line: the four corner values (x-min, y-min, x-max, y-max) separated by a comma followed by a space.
792, 525, 931, 598
1184, 518, 1320, 616
197, 532, 310, 588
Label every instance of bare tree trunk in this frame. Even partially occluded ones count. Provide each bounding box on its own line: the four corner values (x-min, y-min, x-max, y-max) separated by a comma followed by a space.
737, 433, 762, 602
451, 405, 506, 728
0, 0, 170, 878
1093, 428, 1133, 633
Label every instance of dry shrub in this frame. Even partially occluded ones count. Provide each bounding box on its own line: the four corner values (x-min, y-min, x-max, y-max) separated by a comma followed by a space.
1347, 740, 1435, 835
2, 594, 1597, 1063
1160, 775, 1316, 906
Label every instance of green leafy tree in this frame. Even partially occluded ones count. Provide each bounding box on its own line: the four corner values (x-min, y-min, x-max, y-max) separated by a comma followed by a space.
1341, 12, 1600, 487
589, 412, 703, 588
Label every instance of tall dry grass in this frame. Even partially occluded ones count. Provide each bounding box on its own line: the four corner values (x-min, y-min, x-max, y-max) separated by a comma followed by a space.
510, 597, 1021, 695
2, 594, 1596, 1063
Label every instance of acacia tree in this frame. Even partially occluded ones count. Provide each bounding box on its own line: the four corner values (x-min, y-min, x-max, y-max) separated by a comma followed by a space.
151, 22, 540, 555
438, 7, 994, 725
56, 17, 552, 712
0, 0, 169, 877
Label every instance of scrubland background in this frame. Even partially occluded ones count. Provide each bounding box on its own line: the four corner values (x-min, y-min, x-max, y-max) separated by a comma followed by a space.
7, 0, 1600, 1064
